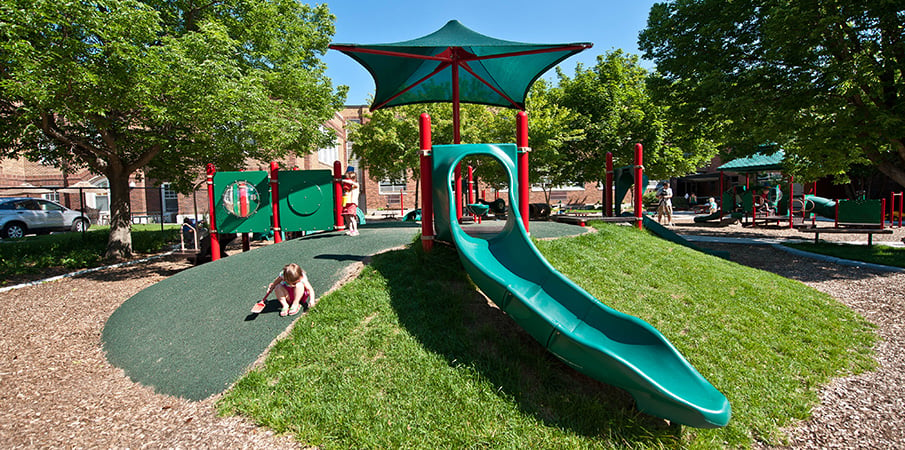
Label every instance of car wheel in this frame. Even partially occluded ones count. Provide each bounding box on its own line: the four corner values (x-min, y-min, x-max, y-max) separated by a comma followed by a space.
71, 218, 89, 232
2, 222, 26, 239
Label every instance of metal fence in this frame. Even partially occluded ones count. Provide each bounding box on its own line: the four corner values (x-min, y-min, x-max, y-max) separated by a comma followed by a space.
0, 185, 209, 230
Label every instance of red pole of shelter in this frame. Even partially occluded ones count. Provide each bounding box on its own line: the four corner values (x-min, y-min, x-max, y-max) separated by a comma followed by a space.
419, 114, 434, 251
517, 111, 530, 233
270, 162, 282, 243
400, 191, 404, 217
206, 163, 221, 261
467, 165, 474, 205
634, 143, 643, 230
605, 152, 613, 217
333, 161, 344, 231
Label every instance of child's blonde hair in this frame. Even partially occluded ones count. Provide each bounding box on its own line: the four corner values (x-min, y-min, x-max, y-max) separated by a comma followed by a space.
282, 263, 304, 284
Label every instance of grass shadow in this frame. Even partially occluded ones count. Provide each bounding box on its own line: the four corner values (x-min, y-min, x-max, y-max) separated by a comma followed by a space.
370, 244, 682, 444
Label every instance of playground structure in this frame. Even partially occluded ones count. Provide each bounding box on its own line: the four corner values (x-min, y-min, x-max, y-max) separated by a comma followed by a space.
419, 114, 730, 428
202, 161, 349, 262
694, 151, 904, 232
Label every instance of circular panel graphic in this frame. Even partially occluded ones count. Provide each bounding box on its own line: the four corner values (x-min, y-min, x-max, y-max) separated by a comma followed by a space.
287, 184, 323, 216
221, 181, 261, 218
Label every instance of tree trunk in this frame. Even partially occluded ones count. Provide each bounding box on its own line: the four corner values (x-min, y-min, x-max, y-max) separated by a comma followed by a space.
105, 167, 133, 260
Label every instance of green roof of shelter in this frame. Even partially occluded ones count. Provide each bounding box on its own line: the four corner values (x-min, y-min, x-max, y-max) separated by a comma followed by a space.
717, 150, 785, 173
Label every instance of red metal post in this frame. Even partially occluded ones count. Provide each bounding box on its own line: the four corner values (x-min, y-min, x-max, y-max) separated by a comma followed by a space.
419, 114, 434, 251
881, 198, 886, 229
400, 191, 404, 217
206, 164, 220, 261
890, 192, 903, 227
634, 143, 643, 230
834, 199, 839, 228
270, 162, 282, 243
605, 152, 613, 217
788, 176, 794, 228
467, 165, 474, 207
899, 192, 905, 228
517, 111, 530, 233
333, 161, 344, 231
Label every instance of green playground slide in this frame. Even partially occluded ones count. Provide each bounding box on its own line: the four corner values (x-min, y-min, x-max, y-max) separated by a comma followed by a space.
432, 144, 730, 428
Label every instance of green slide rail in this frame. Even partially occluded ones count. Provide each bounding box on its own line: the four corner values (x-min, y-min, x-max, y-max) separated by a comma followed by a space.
432, 143, 731, 428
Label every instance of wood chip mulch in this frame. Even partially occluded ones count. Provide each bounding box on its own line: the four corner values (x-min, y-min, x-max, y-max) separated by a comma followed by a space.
1, 220, 902, 448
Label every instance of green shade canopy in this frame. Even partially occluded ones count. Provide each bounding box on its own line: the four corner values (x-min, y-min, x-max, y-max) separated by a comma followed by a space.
330, 20, 592, 111
717, 150, 785, 173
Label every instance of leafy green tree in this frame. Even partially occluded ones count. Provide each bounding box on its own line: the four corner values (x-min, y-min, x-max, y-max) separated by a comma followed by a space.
639, 0, 905, 187
553, 50, 717, 182
350, 82, 584, 205
0, 0, 345, 258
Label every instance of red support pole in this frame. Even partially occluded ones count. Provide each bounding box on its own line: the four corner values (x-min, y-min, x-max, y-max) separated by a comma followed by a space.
419, 114, 434, 251
242, 234, 250, 252
467, 165, 474, 207
517, 111, 530, 233
788, 176, 794, 229
834, 199, 839, 228
270, 162, 282, 243
400, 191, 404, 217
205, 164, 220, 261
333, 161, 344, 231
881, 198, 886, 229
454, 164, 462, 222
899, 192, 905, 228
605, 152, 613, 217
634, 143, 643, 230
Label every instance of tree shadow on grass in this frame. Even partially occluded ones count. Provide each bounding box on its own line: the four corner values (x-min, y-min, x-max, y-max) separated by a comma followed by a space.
370, 245, 683, 445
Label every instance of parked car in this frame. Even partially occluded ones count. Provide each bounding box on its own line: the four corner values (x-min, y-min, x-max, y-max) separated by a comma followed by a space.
0, 197, 91, 239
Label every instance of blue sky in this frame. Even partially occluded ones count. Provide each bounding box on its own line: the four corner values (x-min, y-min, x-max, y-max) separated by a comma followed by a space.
321, 0, 660, 105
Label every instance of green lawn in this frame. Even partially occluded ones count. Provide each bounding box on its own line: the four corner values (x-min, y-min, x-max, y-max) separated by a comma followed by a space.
218, 222, 877, 448
785, 241, 905, 268
0, 224, 180, 284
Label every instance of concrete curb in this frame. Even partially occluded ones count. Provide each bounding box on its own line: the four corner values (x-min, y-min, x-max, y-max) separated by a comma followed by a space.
0, 251, 176, 294
681, 234, 904, 273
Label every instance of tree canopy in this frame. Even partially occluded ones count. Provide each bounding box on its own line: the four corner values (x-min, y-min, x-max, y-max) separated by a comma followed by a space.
639, 0, 905, 187
553, 50, 718, 181
0, 0, 345, 258
349, 82, 585, 202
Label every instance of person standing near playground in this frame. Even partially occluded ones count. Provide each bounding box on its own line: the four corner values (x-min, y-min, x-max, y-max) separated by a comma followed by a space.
657, 182, 674, 226
341, 172, 360, 236
265, 263, 315, 317
706, 197, 718, 214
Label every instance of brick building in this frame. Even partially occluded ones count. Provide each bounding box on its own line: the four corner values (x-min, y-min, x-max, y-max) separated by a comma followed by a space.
0, 110, 354, 225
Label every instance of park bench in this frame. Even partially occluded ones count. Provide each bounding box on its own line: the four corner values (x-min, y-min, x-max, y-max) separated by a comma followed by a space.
797, 226, 893, 247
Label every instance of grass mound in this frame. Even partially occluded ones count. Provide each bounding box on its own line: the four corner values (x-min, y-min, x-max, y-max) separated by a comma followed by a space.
219, 222, 876, 448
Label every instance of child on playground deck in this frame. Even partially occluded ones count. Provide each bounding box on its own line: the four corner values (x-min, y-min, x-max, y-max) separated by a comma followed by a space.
341, 172, 360, 236
266, 263, 315, 317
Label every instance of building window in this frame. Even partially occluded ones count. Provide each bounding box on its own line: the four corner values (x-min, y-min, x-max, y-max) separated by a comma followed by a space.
317, 126, 340, 166
43, 192, 60, 202
379, 178, 407, 195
